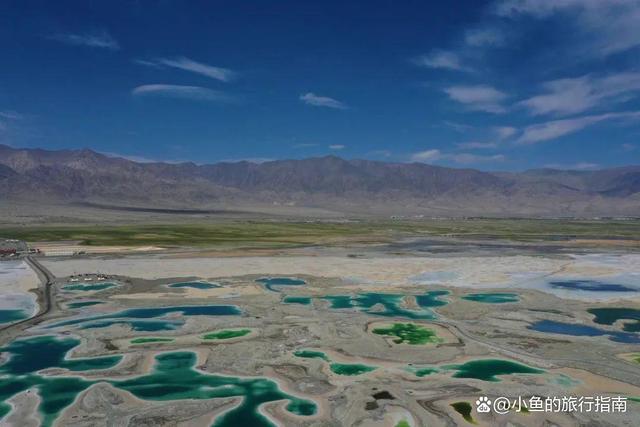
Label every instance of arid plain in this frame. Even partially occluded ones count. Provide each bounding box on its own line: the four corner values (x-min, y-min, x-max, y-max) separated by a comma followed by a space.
1, 219, 640, 427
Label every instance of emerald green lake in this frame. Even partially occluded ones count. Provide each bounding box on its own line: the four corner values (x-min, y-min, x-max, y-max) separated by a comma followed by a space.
66, 301, 103, 309
63, 283, 117, 292
450, 401, 476, 424
321, 291, 448, 320
0, 309, 29, 324
202, 329, 251, 340
0, 336, 316, 427
446, 359, 543, 382
413, 367, 438, 377
168, 281, 221, 289
461, 292, 519, 304
329, 363, 377, 376
46, 305, 242, 331
0, 336, 122, 427
588, 308, 640, 332
283, 296, 312, 305
293, 350, 330, 361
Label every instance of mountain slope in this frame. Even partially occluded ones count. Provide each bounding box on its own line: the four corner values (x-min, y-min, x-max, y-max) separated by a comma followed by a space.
0, 144, 638, 217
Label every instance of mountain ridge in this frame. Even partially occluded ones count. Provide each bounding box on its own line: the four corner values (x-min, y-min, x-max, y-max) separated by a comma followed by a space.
1, 144, 638, 217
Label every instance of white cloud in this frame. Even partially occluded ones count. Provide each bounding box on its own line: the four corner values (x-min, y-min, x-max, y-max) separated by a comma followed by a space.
444, 85, 508, 113
622, 143, 636, 151
443, 121, 473, 132
494, 126, 517, 139
516, 111, 640, 144
219, 157, 274, 164
100, 151, 160, 163
544, 162, 600, 170
495, 0, 640, 57
136, 57, 235, 82
292, 143, 318, 148
465, 28, 504, 47
49, 30, 119, 50
369, 149, 392, 158
457, 141, 498, 149
329, 144, 345, 150
0, 111, 23, 120
413, 50, 471, 72
411, 148, 505, 164
300, 93, 347, 109
131, 84, 233, 102
520, 72, 640, 116
411, 149, 443, 162
450, 153, 506, 164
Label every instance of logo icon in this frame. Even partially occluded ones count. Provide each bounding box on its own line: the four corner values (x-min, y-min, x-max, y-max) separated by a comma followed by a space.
476, 396, 492, 413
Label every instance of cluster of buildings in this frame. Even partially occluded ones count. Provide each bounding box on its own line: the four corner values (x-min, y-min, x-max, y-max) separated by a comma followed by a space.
0, 239, 35, 258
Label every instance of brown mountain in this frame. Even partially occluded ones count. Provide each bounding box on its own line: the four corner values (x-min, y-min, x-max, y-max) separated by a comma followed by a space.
0, 144, 638, 217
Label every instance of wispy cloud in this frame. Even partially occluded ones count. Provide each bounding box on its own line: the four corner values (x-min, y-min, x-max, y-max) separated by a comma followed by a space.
100, 151, 162, 163
519, 72, 640, 116
465, 28, 504, 47
444, 85, 508, 113
443, 121, 473, 133
622, 143, 636, 152
369, 149, 392, 158
494, 126, 517, 139
544, 162, 600, 170
516, 111, 640, 144
329, 144, 345, 150
0, 111, 23, 120
450, 153, 506, 164
411, 149, 443, 162
413, 50, 471, 72
49, 30, 119, 50
292, 143, 318, 148
131, 84, 234, 102
411, 148, 505, 164
219, 157, 274, 164
495, 0, 640, 57
135, 57, 235, 82
300, 93, 347, 109
457, 141, 498, 149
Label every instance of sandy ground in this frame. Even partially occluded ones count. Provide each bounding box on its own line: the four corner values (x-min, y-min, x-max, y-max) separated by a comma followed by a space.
0, 261, 39, 314
42, 253, 640, 301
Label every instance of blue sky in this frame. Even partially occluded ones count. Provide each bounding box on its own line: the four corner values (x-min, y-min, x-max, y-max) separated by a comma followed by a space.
0, 0, 639, 170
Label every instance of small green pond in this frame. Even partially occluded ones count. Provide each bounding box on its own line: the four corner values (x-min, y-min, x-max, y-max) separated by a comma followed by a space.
293, 350, 330, 361
0, 309, 29, 324
63, 283, 117, 292
329, 363, 377, 376
67, 301, 103, 309
450, 401, 476, 424
446, 359, 544, 382
202, 329, 251, 340
461, 292, 519, 304
283, 296, 312, 305
168, 281, 221, 289
588, 308, 640, 332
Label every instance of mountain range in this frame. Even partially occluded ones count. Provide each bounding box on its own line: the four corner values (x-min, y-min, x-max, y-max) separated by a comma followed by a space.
1, 144, 638, 217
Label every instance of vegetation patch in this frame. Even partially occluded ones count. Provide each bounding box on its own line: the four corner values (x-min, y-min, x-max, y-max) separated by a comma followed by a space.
372, 323, 442, 345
